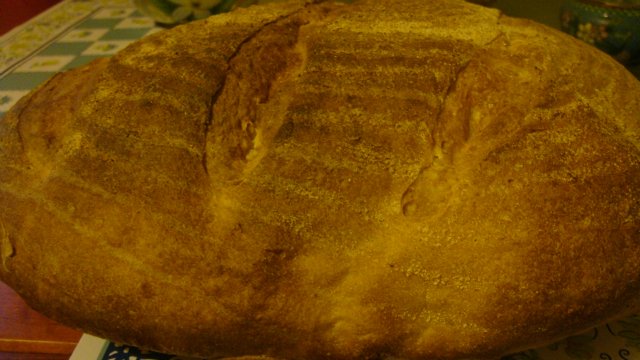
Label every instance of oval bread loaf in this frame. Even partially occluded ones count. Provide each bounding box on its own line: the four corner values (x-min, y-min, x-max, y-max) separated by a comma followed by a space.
1, 0, 640, 359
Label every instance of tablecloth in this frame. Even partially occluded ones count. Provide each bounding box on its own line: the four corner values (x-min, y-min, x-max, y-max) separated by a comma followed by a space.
0, 0, 160, 118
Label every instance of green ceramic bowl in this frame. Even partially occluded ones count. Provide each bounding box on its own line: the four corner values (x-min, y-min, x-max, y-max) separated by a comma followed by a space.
133, 0, 274, 25
135, 0, 496, 27
561, 0, 640, 65
133, 0, 358, 25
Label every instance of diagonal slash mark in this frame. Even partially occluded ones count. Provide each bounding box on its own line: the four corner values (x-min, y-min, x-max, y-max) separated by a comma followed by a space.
200, 1, 324, 176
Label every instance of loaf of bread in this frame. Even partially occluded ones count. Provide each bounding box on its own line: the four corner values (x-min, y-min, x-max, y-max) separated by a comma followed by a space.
1, 0, 640, 358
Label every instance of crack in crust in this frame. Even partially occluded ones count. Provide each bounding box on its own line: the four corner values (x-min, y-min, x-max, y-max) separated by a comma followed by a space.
203, 1, 335, 181
200, 10, 298, 176
400, 28, 506, 219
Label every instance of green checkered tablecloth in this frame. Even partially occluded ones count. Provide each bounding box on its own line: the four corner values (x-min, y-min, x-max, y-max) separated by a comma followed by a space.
0, 0, 161, 118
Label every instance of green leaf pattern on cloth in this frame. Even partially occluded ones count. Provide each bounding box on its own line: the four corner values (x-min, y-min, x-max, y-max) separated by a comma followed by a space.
504, 318, 640, 360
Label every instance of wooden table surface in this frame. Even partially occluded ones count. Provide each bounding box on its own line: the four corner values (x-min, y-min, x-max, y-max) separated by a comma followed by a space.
0, 0, 63, 36
0, 281, 82, 359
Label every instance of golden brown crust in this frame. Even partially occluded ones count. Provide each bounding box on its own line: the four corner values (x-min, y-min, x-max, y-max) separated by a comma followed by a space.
1, 0, 640, 359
